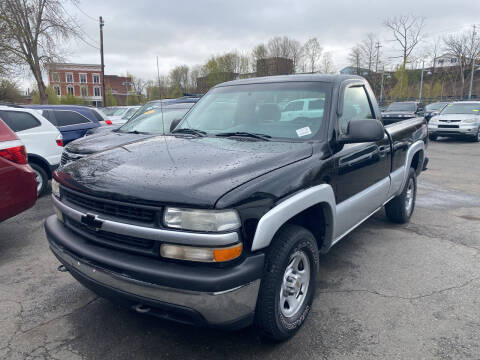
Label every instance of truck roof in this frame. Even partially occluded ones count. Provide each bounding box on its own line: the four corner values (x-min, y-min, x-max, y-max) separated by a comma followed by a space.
216, 74, 365, 87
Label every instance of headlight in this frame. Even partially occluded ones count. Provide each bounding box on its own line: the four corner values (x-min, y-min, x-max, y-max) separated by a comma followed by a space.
163, 207, 241, 232
51, 178, 60, 198
160, 243, 243, 262
462, 118, 477, 123
429, 117, 439, 124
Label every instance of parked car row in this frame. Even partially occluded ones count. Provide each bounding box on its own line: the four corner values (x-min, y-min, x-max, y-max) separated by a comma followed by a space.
381, 100, 480, 142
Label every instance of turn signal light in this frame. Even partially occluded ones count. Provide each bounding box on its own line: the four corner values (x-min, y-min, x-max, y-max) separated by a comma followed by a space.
213, 244, 243, 262
105, 120, 112, 125
160, 243, 243, 263
0, 145, 28, 164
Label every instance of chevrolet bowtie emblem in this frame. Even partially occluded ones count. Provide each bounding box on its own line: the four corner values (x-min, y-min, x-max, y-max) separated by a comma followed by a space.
81, 213, 103, 231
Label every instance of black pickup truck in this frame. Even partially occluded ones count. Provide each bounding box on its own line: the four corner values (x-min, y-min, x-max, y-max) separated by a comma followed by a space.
45, 75, 428, 341
382, 101, 425, 125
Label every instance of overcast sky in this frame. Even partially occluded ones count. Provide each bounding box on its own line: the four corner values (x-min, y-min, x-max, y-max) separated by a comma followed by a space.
23, 0, 480, 88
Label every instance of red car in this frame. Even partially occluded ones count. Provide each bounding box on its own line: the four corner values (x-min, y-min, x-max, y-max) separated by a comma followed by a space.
0, 118, 37, 222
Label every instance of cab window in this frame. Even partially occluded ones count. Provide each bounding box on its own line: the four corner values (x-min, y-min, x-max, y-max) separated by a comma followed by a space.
340, 85, 374, 133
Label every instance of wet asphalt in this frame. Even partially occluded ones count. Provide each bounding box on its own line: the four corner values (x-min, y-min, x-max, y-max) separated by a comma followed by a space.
1, 138, 479, 359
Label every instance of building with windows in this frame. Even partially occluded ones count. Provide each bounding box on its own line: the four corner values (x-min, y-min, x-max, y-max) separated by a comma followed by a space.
47, 63, 104, 107
433, 53, 470, 68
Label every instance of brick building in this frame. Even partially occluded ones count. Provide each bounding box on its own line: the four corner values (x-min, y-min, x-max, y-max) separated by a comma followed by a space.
104, 75, 132, 105
46, 63, 104, 107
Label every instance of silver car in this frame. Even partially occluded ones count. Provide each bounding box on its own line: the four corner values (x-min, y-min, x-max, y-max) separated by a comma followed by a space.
428, 101, 480, 142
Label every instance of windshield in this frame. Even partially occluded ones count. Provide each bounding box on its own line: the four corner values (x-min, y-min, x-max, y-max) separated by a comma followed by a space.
121, 107, 139, 120
426, 102, 448, 111
102, 107, 119, 116
118, 107, 191, 134
177, 82, 329, 140
113, 107, 129, 116
441, 103, 480, 115
387, 102, 415, 112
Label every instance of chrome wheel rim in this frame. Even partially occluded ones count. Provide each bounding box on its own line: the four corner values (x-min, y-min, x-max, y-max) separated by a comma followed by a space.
405, 178, 414, 215
33, 169, 43, 193
279, 250, 310, 318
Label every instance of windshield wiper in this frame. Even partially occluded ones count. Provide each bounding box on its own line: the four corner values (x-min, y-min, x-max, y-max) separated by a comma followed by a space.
126, 130, 150, 134
172, 128, 207, 137
215, 131, 272, 141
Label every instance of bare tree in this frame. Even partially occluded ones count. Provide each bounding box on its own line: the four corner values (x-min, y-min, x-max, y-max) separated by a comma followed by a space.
303, 37, 322, 73
384, 14, 425, 66
319, 52, 335, 74
0, 0, 79, 103
188, 65, 201, 92
129, 75, 147, 100
360, 34, 377, 74
443, 28, 480, 97
169, 65, 189, 91
251, 44, 268, 72
348, 46, 363, 75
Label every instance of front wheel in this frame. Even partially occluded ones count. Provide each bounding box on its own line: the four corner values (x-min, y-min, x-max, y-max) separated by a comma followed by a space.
471, 128, 480, 142
385, 167, 417, 223
429, 134, 437, 141
255, 224, 319, 341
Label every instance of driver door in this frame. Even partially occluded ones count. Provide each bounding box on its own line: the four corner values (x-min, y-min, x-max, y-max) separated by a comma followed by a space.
331, 84, 391, 240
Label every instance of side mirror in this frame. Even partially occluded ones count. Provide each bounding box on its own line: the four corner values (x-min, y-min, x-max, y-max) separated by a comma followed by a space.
339, 119, 385, 144
169, 118, 182, 132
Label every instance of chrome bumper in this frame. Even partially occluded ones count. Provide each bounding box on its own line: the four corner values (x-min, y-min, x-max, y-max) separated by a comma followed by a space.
50, 243, 261, 325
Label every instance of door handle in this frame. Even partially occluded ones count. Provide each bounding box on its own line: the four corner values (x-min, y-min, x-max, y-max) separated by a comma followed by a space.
344, 152, 375, 167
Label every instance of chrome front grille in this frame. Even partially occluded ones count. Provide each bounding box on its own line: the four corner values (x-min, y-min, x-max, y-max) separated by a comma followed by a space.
61, 187, 158, 224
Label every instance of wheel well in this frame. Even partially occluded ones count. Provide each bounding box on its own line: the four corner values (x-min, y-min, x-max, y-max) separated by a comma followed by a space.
28, 155, 52, 179
410, 150, 424, 176
284, 202, 333, 252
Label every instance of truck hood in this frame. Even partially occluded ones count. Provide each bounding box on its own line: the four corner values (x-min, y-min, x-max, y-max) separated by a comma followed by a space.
58, 135, 313, 207
66, 131, 155, 155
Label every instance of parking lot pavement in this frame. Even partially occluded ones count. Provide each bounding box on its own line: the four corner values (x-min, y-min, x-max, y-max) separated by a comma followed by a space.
1, 138, 479, 360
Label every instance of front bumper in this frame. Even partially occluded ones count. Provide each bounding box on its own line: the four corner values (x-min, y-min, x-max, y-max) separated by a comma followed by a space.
428, 124, 479, 136
45, 215, 264, 328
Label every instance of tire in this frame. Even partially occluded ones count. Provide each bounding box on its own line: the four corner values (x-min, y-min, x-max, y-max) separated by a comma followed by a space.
29, 163, 48, 197
471, 128, 480, 142
385, 167, 417, 224
429, 134, 437, 141
255, 224, 319, 341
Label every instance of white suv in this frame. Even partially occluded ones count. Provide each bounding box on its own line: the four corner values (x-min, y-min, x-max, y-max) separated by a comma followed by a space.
0, 106, 63, 196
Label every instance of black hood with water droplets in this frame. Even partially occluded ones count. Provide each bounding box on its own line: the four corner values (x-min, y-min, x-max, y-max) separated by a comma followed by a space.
58, 135, 313, 208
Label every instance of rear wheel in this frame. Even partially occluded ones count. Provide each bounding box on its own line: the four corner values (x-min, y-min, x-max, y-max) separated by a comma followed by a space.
29, 163, 48, 197
255, 224, 319, 341
385, 167, 417, 223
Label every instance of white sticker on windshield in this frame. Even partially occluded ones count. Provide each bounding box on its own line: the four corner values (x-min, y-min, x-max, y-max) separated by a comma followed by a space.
296, 127, 312, 137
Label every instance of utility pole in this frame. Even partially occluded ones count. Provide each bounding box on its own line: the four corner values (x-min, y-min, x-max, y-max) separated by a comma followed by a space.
156, 56, 161, 99
99, 16, 106, 107
380, 65, 385, 106
374, 42, 382, 95
419, 61, 425, 102
468, 24, 477, 100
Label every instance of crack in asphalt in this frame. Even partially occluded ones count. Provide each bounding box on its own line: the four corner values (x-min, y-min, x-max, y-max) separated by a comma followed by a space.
319, 276, 480, 301
1, 297, 98, 359
403, 223, 480, 253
